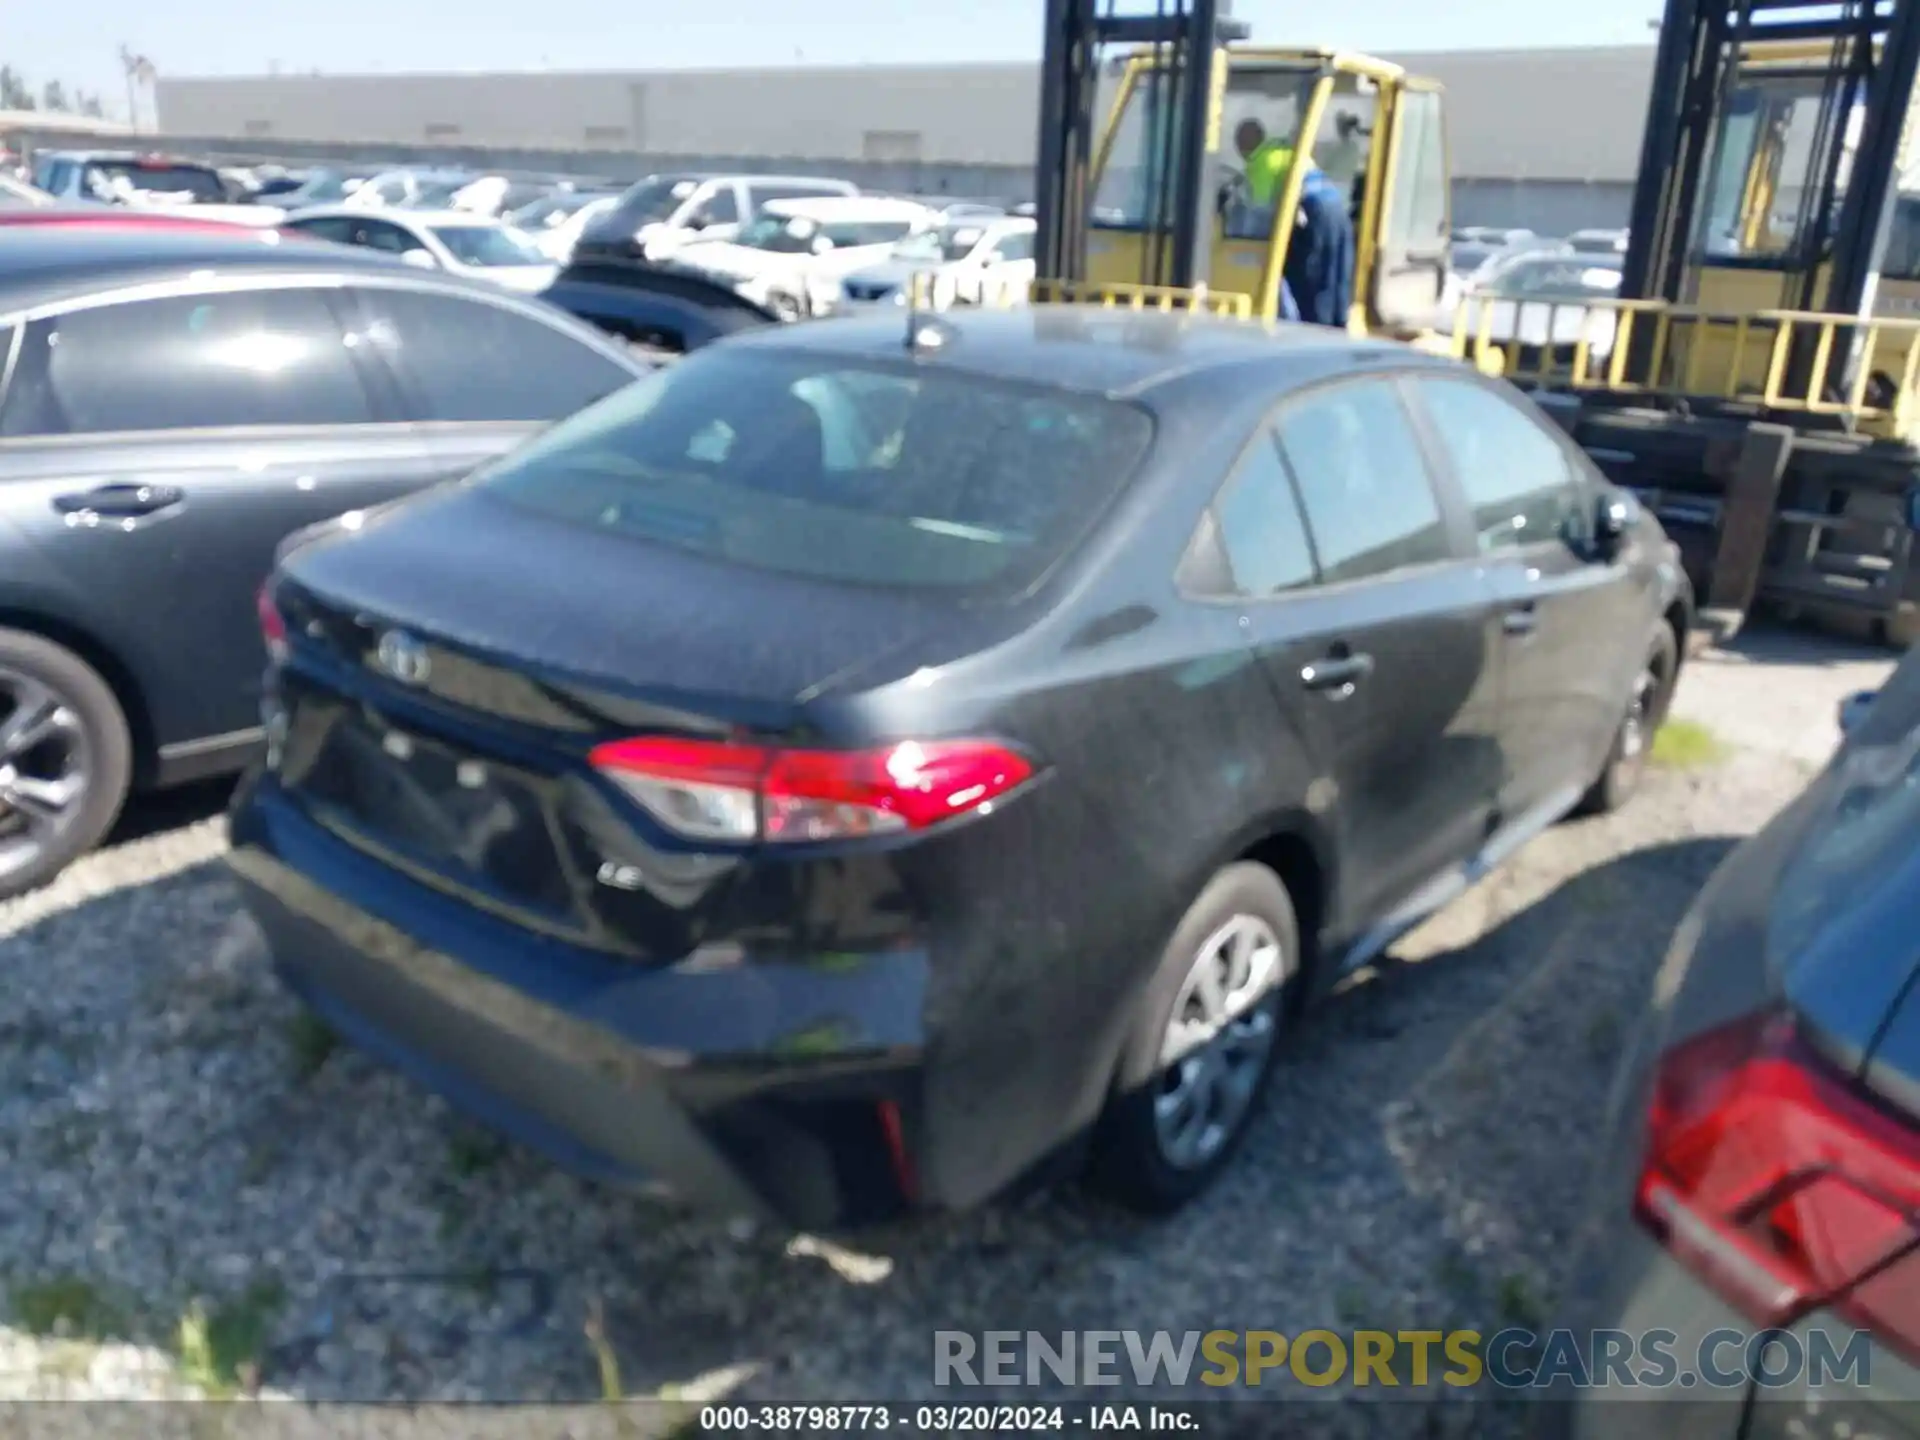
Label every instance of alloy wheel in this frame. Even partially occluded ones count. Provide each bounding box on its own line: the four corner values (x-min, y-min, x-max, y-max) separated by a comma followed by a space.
0, 668, 90, 884
1153, 913, 1287, 1171
1619, 659, 1662, 765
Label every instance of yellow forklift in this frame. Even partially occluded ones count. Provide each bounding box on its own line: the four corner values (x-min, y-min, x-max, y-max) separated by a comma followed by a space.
1025, 0, 1920, 644
1024, 0, 1455, 347
1445, 0, 1920, 645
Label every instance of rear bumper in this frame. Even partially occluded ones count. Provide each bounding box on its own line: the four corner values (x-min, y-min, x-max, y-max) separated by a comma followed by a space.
228, 772, 930, 1229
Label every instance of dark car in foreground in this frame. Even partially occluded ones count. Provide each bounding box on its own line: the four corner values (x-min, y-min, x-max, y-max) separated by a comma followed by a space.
1535, 659, 1920, 1439
0, 229, 651, 897
230, 308, 1692, 1228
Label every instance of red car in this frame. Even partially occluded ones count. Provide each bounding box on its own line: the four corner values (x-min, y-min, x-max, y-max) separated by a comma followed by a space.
0, 207, 289, 238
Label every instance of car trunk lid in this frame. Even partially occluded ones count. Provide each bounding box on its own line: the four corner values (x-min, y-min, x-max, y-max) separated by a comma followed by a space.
270, 484, 957, 953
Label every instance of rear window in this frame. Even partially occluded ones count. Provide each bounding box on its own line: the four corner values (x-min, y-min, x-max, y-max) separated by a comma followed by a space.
474, 348, 1154, 593
84, 161, 226, 204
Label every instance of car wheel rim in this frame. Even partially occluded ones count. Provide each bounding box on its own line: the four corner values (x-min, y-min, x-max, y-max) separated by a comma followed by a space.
1620, 659, 1661, 763
0, 668, 89, 882
1153, 913, 1287, 1172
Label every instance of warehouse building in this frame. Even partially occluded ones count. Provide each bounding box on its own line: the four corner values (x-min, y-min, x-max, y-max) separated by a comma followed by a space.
154, 45, 1655, 233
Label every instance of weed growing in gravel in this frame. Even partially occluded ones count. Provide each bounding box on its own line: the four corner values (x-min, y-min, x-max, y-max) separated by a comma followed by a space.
446, 1126, 507, 1178
9, 1276, 126, 1340
175, 1279, 286, 1398
1497, 1272, 1544, 1330
584, 1297, 623, 1402
1651, 719, 1729, 769
285, 1012, 339, 1083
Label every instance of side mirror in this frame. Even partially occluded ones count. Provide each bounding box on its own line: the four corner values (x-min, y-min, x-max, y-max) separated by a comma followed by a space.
1593, 488, 1641, 555
398, 248, 438, 269
1839, 689, 1877, 737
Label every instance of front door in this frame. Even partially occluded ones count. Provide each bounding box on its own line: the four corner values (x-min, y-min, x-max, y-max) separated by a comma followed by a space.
1405, 374, 1647, 826
1370, 82, 1451, 334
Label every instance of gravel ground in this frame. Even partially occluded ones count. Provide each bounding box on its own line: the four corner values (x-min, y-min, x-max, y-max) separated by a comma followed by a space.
0, 624, 1897, 1436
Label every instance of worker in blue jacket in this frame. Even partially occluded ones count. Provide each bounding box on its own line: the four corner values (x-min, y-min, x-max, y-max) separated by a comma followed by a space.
1283, 161, 1355, 329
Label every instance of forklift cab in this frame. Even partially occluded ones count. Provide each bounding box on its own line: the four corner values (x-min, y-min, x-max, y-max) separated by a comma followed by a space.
1079, 48, 1452, 335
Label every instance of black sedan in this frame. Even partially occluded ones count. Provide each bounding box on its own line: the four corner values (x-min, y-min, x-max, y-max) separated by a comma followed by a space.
0, 228, 651, 897
1535, 658, 1920, 1437
229, 308, 1691, 1228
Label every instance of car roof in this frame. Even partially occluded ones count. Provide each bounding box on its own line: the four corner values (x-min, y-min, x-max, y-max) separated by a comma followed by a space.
0, 226, 421, 313
723, 305, 1429, 399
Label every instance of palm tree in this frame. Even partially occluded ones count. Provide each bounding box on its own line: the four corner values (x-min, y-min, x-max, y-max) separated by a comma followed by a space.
118, 46, 156, 129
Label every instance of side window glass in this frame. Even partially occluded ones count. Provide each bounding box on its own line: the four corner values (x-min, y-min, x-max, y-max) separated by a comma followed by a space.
1214, 431, 1316, 596
301, 217, 359, 244
354, 288, 633, 422
1275, 379, 1451, 583
1386, 90, 1449, 248
996, 231, 1035, 262
356, 222, 413, 254
1416, 380, 1583, 551
28, 288, 373, 436
702, 186, 739, 224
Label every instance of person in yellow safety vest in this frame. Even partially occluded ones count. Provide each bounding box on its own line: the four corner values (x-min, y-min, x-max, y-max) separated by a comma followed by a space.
1233, 119, 1294, 207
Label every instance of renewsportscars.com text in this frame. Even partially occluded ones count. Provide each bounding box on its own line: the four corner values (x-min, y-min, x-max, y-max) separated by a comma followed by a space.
933, 1328, 1874, 1391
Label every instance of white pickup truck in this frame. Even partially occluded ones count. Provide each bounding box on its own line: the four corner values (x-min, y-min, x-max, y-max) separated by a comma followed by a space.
30, 151, 285, 227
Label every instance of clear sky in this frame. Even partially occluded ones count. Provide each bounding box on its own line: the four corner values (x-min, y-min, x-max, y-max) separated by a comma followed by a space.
10, 0, 1660, 121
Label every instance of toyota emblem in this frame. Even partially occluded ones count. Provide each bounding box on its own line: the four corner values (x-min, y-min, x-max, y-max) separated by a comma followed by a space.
374, 630, 431, 686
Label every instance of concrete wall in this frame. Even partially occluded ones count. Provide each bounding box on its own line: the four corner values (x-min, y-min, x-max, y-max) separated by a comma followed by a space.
156, 65, 1040, 166
155, 45, 1657, 181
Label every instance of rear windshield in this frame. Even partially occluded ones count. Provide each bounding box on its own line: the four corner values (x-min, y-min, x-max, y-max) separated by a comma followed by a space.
474, 347, 1154, 594
84, 161, 226, 204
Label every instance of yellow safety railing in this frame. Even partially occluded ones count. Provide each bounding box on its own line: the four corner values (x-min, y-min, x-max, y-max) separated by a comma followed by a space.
1450, 294, 1920, 438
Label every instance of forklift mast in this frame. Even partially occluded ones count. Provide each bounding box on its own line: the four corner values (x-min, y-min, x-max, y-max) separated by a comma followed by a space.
1623, 0, 1920, 327
1031, 0, 1250, 292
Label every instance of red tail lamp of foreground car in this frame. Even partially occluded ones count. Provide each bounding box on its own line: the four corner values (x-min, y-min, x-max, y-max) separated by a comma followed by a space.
1635, 1009, 1920, 1359
588, 736, 1035, 844
256, 582, 290, 663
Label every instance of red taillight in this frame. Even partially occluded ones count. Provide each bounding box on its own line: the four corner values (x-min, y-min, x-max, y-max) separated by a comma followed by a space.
587, 736, 1034, 844
1636, 1010, 1920, 1355
256, 582, 289, 662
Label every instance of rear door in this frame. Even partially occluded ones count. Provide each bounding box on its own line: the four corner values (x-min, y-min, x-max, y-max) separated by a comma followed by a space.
0, 281, 439, 750
1223, 374, 1502, 942
1371, 81, 1451, 333
340, 282, 644, 481
1405, 374, 1646, 826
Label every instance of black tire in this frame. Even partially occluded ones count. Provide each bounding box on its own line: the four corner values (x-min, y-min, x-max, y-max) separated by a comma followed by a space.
0, 627, 132, 900
1877, 606, 1920, 651
1088, 862, 1300, 1214
1577, 623, 1678, 817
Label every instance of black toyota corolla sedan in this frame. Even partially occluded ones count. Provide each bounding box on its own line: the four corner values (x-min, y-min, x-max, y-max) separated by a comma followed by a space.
229, 307, 1692, 1228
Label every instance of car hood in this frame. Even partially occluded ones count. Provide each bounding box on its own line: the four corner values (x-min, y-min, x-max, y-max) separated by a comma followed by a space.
667, 240, 787, 283
458, 262, 561, 293
843, 256, 951, 291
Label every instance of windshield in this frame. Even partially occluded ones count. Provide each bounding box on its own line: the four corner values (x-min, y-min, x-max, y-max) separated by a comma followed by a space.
611, 176, 699, 228
474, 348, 1155, 594
288, 171, 352, 204
408, 178, 472, 209
511, 193, 602, 228
84, 161, 226, 204
895, 223, 988, 262
1486, 256, 1622, 300
1091, 62, 1376, 238
430, 225, 546, 267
